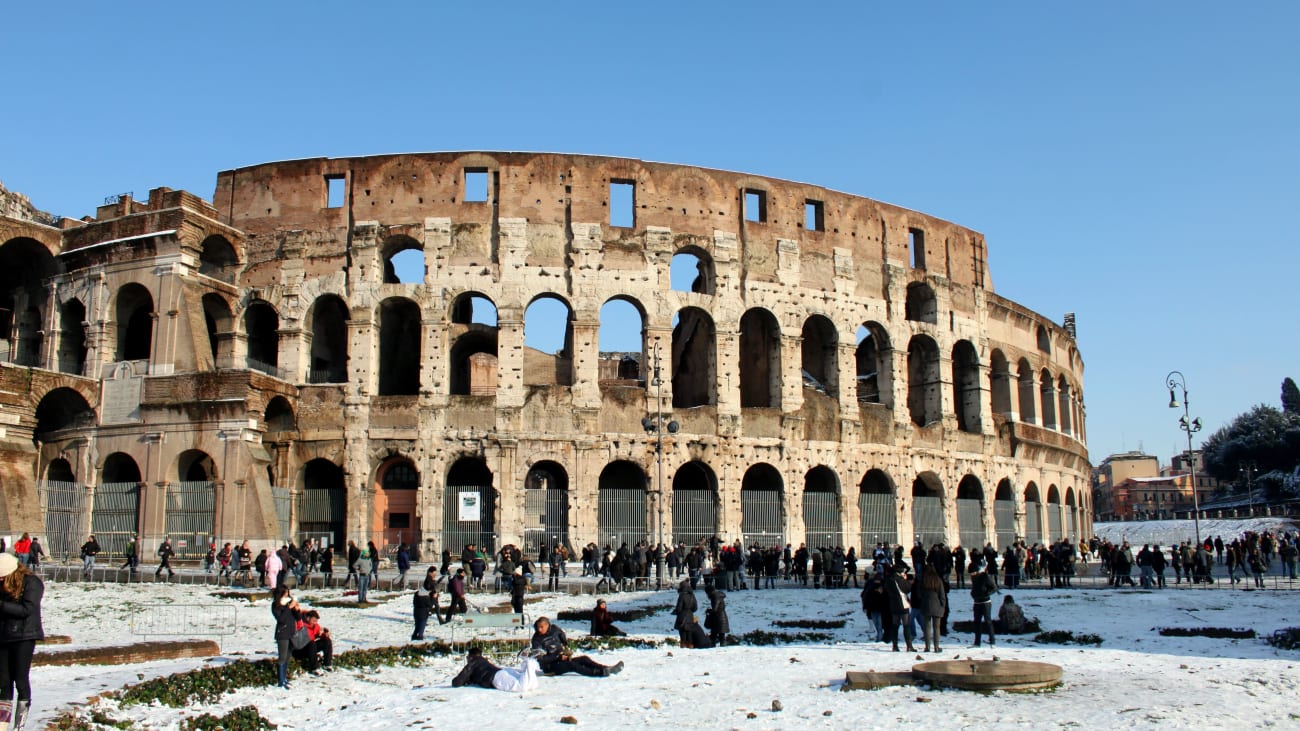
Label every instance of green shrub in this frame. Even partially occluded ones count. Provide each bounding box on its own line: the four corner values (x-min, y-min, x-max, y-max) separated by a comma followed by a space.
1033, 630, 1102, 646
182, 705, 277, 730
1158, 627, 1255, 639
773, 619, 846, 630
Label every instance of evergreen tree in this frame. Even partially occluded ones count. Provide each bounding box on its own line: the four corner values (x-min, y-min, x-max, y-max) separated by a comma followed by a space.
1283, 377, 1300, 415
1200, 404, 1300, 489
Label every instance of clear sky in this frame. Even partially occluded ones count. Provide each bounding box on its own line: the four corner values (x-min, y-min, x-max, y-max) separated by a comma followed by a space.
3, 2, 1297, 467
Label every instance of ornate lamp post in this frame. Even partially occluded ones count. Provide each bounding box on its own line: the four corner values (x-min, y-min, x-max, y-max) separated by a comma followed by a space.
642, 337, 678, 590
1166, 371, 1203, 546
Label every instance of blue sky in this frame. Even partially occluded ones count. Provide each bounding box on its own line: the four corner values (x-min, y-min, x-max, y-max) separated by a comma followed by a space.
3, 2, 1297, 467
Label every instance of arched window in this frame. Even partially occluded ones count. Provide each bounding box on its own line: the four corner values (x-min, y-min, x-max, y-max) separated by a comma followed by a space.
993, 478, 1016, 549
264, 396, 295, 434
378, 297, 421, 395
911, 473, 945, 546
905, 282, 937, 324
599, 297, 645, 385
301, 459, 346, 549
1057, 376, 1073, 435
741, 463, 784, 547
524, 295, 575, 387
956, 475, 984, 549
0, 237, 57, 366
198, 235, 239, 284
672, 307, 716, 408
1017, 359, 1037, 425
1036, 325, 1051, 353
672, 462, 718, 547
802, 466, 842, 549
989, 349, 1012, 418
308, 295, 350, 383
57, 299, 86, 376
35, 387, 94, 438
858, 469, 897, 549
671, 248, 715, 295
382, 235, 425, 284
952, 340, 981, 433
201, 294, 233, 370
855, 322, 891, 406
524, 461, 570, 554
244, 301, 279, 374
449, 293, 498, 396
1039, 369, 1057, 430
597, 460, 647, 549
739, 308, 781, 408
906, 335, 941, 427
115, 284, 154, 362
801, 315, 838, 398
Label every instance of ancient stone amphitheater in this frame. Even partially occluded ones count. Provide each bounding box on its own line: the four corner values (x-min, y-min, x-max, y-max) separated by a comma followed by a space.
0, 153, 1090, 561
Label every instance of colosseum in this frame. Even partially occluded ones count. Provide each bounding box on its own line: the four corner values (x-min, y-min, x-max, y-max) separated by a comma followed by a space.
0, 153, 1091, 562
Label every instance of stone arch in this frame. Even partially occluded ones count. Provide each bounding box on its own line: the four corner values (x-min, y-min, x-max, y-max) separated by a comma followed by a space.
993, 478, 1016, 549
858, 468, 897, 549
1064, 486, 1077, 541
956, 474, 985, 549
672, 461, 718, 547
200, 294, 233, 369
449, 292, 498, 396
905, 282, 938, 324
1024, 481, 1044, 545
57, 298, 87, 376
101, 452, 142, 483
739, 308, 781, 408
1057, 375, 1073, 434
381, 234, 424, 285
243, 300, 280, 373
671, 246, 716, 295
304, 294, 350, 383
0, 237, 58, 366
524, 460, 570, 553
198, 234, 239, 284
45, 457, 75, 482
990, 349, 1012, 418
300, 458, 346, 548
264, 396, 295, 434
115, 283, 154, 362
801, 314, 838, 397
599, 296, 646, 384
802, 466, 842, 549
445, 456, 497, 553
1046, 484, 1063, 542
911, 472, 945, 546
34, 387, 95, 438
741, 463, 784, 547
378, 296, 421, 395
1036, 325, 1051, 353
177, 449, 217, 482
855, 321, 892, 406
1017, 358, 1037, 425
906, 335, 942, 427
524, 293, 575, 387
375, 456, 420, 548
952, 340, 981, 433
1039, 368, 1057, 430
597, 459, 648, 549
672, 307, 716, 408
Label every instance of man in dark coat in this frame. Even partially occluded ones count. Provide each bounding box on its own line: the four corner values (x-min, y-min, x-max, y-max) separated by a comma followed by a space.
448, 569, 468, 616
510, 567, 528, 614
452, 647, 501, 688
155, 538, 175, 578
530, 617, 622, 677
704, 586, 730, 646
673, 579, 698, 644
970, 562, 998, 647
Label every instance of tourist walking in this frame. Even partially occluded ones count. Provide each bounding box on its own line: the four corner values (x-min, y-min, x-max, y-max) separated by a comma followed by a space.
80, 535, 101, 579
0, 552, 43, 730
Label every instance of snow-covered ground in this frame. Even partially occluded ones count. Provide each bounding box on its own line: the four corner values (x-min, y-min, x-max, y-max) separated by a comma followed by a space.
32, 572, 1300, 730
1095, 517, 1299, 547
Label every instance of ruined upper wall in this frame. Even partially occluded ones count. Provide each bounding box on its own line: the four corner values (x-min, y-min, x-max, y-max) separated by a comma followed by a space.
212, 152, 993, 293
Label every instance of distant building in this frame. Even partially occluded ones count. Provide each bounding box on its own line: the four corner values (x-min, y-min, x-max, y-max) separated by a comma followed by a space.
1100, 449, 1222, 520
1092, 452, 1158, 519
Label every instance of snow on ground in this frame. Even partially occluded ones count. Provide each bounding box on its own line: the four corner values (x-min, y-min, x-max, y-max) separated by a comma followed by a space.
31, 575, 1300, 730
1095, 517, 1299, 547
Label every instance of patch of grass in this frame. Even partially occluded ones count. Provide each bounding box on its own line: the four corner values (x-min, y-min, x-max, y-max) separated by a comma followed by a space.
736, 629, 834, 645
182, 705, 277, 730
1033, 630, 1102, 647
1158, 627, 1255, 639
557, 604, 672, 623
773, 619, 846, 630
210, 591, 271, 602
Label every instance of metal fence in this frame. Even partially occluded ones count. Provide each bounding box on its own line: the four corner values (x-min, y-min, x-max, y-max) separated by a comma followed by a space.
130, 603, 239, 642
271, 486, 293, 543
92, 481, 140, 560
994, 500, 1016, 550
671, 488, 715, 547
957, 498, 985, 551
37, 481, 86, 561
741, 488, 784, 548
1047, 504, 1063, 543
1065, 507, 1077, 541
597, 487, 647, 549
164, 481, 215, 559
857, 492, 897, 552
1025, 502, 1044, 545
443, 484, 497, 555
802, 490, 842, 549
912, 496, 946, 547
522, 487, 570, 554
297, 487, 346, 549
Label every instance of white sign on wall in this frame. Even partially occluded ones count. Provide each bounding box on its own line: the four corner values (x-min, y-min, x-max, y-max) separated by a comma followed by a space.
458, 492, 481, 522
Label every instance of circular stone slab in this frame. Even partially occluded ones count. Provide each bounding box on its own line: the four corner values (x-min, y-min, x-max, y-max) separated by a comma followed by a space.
912, 659, 1062, 691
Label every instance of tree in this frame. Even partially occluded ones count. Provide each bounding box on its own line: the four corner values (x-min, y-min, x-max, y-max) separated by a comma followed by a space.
1283, 377, 1300, 415
1199, 404, 1300, 490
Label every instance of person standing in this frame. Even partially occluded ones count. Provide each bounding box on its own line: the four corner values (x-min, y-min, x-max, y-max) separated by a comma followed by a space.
236, 541, 253, 585
25, 540, 42, 572
704, 586, 730, 647
80, 535, 101, 579
672, 579, 697, 645
884, 564, 915, 653
448, 569, 468, 616
969, 562, 998, 648
395, 544, 411, 589
270, 585, 301, 690
263, 547, 282, 589
120, 535, 138, 573
366, 541, 381, 584
11, 536, 30, 569
412, 566, 441, 640
917, 566, 947, 653
155, 537, 175, 579
356, 548, 373, 603
318, 544, 334, 587
0, 552, 44, 729
510, 567, 528, 614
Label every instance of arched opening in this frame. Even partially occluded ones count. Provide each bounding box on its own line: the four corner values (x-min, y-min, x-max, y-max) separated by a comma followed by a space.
906, 335, 942, 427
307, 295, 350, 383
198, 235, 239, 284
801, 315, 838, 398
40, 457, 83, 557
300, 459, 346, 550
169, 450, 217, 558
1036, 325, 1051, 353
1046, 484, 1063, 542
1017, 359, 1037, 425
741, 463, 784, 548
94, 453, 142, 559
952, 340, 981, 433
956, 475, 985, 550
449, 293, 498, 396
35, 387, 94, 438
855, 322, 891, 406
994, 478, 1016, 549
1057, 376, 1073, 435
45, 457, 75, 482
597, 460, 648, 549
378, 297, 421, 395
115, 283, 154, 362
382, 235, 425, 284
1024, 482, 1044, 545
802, 466, 842, 549
524, 295, 575, 387
670, 247, 715, 295
905, 282, 938, 324
671, 307, 716, 408
244, 301, 280, 374
858, 469, 897, 551
264, 396, 295, 434
672, 461, 717, 547
1039, 369, 1057, 430
524, 461, 570, 554
375, 458, 420, 550
57, 299, 86, 375
0, 237, 57, 366
990, 349, 1012, 418
911, 473, 945, 547
201, 294, 233, 370
445, 457, 496, 554
1064, 487, 1077, 541
599, 297, 645, 385
739, 308, 781, 408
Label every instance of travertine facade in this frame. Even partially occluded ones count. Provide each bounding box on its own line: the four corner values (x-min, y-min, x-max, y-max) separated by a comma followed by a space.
0, 153, 1091, 560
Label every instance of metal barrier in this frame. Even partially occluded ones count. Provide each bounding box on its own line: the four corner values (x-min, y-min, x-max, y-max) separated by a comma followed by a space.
37, 481, 88, 562
129, 603, 239, 648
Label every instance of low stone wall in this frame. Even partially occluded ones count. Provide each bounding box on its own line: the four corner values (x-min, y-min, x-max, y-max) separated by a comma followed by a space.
34, 639, 220, 667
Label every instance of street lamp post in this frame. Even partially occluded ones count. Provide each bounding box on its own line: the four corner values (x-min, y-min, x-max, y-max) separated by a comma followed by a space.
1239, 461, 1257, 516
1166, 371, 1203, 546
642, 337, 678, 590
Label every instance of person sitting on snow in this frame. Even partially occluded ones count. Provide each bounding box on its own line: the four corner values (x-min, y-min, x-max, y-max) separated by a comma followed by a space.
452, 647, 541, 692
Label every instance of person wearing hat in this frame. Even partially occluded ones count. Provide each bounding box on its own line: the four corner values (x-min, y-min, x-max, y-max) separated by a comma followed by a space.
969, 561, 998, 647
0, 551, 44, 729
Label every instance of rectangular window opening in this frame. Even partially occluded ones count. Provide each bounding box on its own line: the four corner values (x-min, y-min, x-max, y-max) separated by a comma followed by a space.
610, 180, 635, 228
388, 512, 411, 529
464, 168, 488, 202
804, 199, 824, 231
744, 189, 767, 223
326, 175, 345, 208
909, 227, 926, 269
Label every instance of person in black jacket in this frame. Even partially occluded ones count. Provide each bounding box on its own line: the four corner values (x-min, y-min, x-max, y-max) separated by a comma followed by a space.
529, 617, 622, 677
672, 580, 697, 644
0, 552, 43, 730
969, 562, 998, 647
412, 566, 441, 640
509, 567, 528, 614
704, 586, 730, 646
270, 585, 302, 689
155, 537, 175, 578
452, 647, 501, 688
80, 535, 101, 579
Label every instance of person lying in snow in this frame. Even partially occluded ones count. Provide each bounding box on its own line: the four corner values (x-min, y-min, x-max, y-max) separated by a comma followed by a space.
530, 617, 623, 677
452, 647, 541, 692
